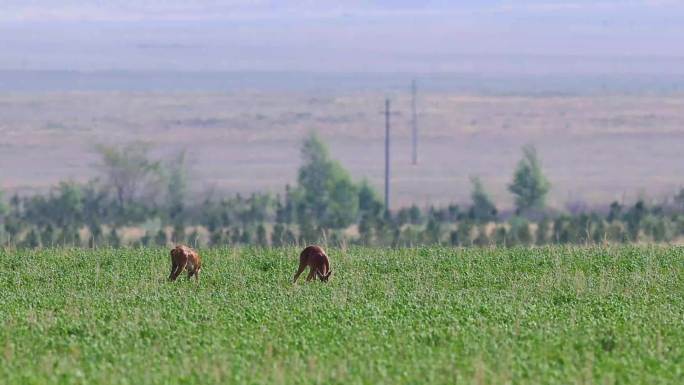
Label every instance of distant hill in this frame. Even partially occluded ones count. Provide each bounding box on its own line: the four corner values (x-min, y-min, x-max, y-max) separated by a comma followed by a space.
1, 70, 683, 95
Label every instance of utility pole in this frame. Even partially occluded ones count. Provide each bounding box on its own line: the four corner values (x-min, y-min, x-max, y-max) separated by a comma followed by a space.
384, 98, 391, 213
411, 79, 418, 165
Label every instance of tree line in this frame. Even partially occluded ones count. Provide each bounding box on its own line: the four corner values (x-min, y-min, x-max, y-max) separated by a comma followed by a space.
2, 134, 684, 248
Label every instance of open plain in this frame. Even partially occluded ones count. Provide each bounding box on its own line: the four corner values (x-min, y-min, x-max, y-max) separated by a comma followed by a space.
2, 91, 684, 208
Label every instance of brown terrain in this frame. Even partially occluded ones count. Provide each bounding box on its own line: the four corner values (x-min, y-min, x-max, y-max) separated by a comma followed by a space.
1, 91, 684, 209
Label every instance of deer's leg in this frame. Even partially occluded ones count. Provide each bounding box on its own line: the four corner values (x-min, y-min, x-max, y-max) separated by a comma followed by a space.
169, 262, 184, 281
187, 266, 200, 281
169, 262, 178, 281
306, 268, 315, 282
170, 261, 187, 281
293, 263, 307, 283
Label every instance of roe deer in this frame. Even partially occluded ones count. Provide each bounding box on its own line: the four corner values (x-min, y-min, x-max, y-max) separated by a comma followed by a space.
169, 245, 202, 281
293, 245, 332, 283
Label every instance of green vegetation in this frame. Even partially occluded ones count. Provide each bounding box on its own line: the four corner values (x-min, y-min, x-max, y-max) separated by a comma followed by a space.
0, 246, 682, 384
2, 137, 684, 248
295, 133, 361, 236
508, 144, 551, 215
468, 176, 498, 223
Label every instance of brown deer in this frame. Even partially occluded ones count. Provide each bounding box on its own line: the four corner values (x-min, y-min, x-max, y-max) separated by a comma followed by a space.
169, 245, 202, 281
293, 245, 332, 283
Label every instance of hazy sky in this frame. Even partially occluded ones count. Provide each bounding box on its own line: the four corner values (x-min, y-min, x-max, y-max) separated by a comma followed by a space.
3, 1, 683, 21
1, 1, 683, 72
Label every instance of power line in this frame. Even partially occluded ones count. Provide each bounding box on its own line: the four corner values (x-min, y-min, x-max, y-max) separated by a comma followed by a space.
411, 79, 418, 165
385, 98, 391, 212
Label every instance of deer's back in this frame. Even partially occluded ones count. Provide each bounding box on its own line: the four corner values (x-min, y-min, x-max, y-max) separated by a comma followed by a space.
300, 245, 329, 272
171, 245, 201, 267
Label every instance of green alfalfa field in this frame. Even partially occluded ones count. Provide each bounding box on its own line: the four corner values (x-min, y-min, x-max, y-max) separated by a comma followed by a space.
0, 246, 682, 385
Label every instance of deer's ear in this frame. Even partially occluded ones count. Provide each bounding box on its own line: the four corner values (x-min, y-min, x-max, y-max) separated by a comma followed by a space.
326, 270, 332, 277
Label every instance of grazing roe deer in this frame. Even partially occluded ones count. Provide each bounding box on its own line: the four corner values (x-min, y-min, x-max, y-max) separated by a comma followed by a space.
293, 245, 332, 283
169, 245, 202, 281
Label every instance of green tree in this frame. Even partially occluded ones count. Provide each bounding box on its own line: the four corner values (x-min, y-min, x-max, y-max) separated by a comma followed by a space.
61, 227, 81, 247
271, 223, 285, 246
94, 142, 162, 209
188, 229, 201, 248
509, 216, 532, 245
210, 228, 225, 247
642, 215, 674, 243
276, 186, 295, 224
409, 205, 423, 225
536, 217, 551, 245
256, 223, 268, 247
624, 200, 647, 241
607, 201, 623, 222
108, 227, 121, 248
454, 221, 473, 246
468, 176, 497, 223
283, 228, 297, 245
606, 222, 628, 243
0, 190, 7, 218
397, 226, 420, 246
358, 180, 383, 216
493, 225, 508, 246
41, 224, 56, 247
172, 223, 185, 244
140, 231, 153, 247
508, 144, 551, 214
165, 151, 188, 225
297, 214, 317, 244
81, 181, 110, 238
553, 215, 580, 244
240, 226, 252, 245
23, 228, 41, 248
296, 133, 359, 229
675, 189, 684, 211
52, 182, 84, 228
473, 225, 491, 247
88, 222, 103, 248
0, 190, 8, 245
592, 218, 607, 243
424, 218, 442, 244
358, 213, 377, 245
155, 229, 167, 247
230, 227, 241, 244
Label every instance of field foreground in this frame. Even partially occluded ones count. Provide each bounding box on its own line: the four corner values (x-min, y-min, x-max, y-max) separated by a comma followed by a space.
0, 246, 682, 384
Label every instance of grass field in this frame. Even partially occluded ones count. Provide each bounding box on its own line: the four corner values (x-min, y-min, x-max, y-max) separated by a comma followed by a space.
1, 246, 683, 384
